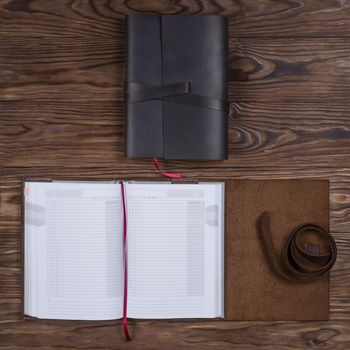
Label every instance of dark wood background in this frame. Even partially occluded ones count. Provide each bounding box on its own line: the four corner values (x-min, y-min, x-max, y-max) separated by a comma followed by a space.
1, 0, 350, 349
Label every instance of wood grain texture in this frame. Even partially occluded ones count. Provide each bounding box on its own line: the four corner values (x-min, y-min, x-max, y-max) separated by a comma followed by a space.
2, 102, 350, 167
0, 319, 349, 349
3, 0, 350, 38
3, 36, 350, 103
331, 182, 350, 233
331, 233, 350, 320
230, 102, 350, 166
1, 0, 350, 348
230, 38, 350, 102
0, 0, 124, 38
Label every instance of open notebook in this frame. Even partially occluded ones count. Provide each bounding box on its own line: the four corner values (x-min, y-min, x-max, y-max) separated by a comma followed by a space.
23, 180, 224, 320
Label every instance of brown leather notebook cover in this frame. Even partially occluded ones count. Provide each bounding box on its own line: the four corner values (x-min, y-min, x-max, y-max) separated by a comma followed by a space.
224, 179, 330, 320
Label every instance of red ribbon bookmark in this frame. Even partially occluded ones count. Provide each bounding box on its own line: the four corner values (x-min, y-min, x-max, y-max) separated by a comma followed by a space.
152, 157, 182, 179
120, 159, 180, 340
120, 181, 131, 341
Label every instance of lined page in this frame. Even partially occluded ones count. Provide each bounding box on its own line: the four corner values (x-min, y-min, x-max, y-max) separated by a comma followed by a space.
126, 183, 224, 319
24, 182, 123, 320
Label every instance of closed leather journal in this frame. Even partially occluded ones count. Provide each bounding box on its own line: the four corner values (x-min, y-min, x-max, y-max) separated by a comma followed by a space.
125, 15, 229, 159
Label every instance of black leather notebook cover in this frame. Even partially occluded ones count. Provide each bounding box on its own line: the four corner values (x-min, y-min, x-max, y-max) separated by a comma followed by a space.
125, 15, 228, 160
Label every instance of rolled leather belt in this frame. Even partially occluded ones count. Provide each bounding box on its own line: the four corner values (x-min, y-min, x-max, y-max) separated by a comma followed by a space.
257, 211, 337, 282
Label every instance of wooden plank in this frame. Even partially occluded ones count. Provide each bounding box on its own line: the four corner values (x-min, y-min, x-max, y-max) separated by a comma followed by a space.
0, 36, 124, 103
229, 102, 350, 166
331, 182, 350, 233
229, 38, 350, 102
0, 101, 124, 166
0, 299, 21, 322
0, 0, 124, 38
2, 101, 350, 167
3, 36, 350, 103
0, 319, 349, 349
3, 166, 350, 182
227, 0, 350, 38
0, 265, 20, 299
3, 0, 350, 38
0, 231, 19, 266
330, 233, 350, 320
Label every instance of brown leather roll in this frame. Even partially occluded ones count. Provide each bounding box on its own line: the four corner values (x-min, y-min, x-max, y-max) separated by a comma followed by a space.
257, 211, 337, 282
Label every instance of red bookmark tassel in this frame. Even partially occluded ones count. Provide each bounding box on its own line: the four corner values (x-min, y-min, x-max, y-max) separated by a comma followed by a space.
120, 181, 131, 341
152, 158, 182, 179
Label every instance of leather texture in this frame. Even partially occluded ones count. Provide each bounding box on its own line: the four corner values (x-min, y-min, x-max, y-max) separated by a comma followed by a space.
224, 180, 330, 321
125, 15, 228, 160
257, 211, 337, 282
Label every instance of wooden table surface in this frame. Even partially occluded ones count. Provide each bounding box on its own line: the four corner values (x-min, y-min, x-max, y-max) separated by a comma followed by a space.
1, 0, 350, 349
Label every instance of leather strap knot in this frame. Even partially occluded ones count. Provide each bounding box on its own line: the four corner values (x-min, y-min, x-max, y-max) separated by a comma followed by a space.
257, 211, 337, 283
126, 81, 230, 113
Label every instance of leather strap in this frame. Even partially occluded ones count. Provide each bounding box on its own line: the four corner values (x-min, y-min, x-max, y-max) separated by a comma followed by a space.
257, 211, 337, 282
126, 81, 190, 103
162, 93, 230, 113
126, 81, 230, 113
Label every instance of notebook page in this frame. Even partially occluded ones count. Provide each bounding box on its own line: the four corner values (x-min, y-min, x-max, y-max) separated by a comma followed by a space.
24, 181, 123, 320
125, 182, 224, 319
